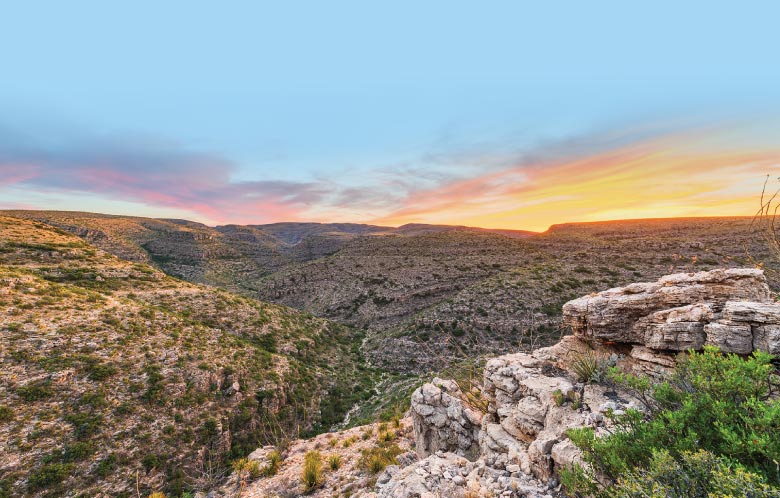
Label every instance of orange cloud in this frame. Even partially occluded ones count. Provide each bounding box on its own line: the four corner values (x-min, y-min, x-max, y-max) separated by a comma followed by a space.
370, 134, 780, 231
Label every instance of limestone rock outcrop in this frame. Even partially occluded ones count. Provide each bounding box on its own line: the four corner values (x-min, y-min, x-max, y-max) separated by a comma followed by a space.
375, 451, 552, 498
410, 378, 483, 460
563, 268, 780, 354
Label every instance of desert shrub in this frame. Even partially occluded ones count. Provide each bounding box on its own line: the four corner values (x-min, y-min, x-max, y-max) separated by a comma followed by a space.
86, 362, 117, 381
301, 451, 323, 491
358, 444, 403, 474
28, 462, 73, 490
263, 450, 282, 476
16, 380, 52, 401
231, 457, 261, 486
63, 412, 103, 440
62, 441, 95, 461
142, 364, 165, 404
378, 429, 396, 443
328, 454, 342, 470
0, 405, 13, 422
95, 454, 117, 478
142, 454, 163, 471
552, 389, 565, 406
0, 478, 10, 498
603, 449, 778, 497
562, 347, 780, 496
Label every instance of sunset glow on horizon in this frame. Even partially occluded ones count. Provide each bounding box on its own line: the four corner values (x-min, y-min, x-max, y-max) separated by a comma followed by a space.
369, 131, 780, 232
2, 2, 779, 230
3, 125, 779, 232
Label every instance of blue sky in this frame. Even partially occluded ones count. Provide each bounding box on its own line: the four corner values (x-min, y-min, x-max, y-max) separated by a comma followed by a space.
2, 1, 779, 229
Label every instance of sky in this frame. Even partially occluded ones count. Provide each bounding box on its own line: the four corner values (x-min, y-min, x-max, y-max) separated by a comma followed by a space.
1, 1, 779, 231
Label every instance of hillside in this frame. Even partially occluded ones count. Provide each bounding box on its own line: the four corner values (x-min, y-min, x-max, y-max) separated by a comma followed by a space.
0, 216, 373, 497
367, 216, 775, 372
2, 212, 775, 376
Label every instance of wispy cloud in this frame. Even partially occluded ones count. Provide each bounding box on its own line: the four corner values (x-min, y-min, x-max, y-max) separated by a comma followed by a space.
372, 131, 780, 230
0, 132, 334, 223
1, 123, 778, 229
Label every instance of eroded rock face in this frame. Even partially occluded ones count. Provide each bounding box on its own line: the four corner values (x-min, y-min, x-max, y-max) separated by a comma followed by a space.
563, 268, 780, 355
411, 378, 483, 460
480, 350, 622, 481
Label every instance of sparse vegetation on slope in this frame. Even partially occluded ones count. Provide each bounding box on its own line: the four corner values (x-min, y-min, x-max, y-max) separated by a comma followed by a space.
0, 216, 375, 497
5, 212, 778, 417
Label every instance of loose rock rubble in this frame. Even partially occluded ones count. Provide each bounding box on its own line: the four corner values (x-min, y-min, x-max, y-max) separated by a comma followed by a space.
376, 451, 553, 498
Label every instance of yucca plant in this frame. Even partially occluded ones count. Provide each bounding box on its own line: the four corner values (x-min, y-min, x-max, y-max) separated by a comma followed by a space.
301, 450, 323, 491
328, 454, 342, 470
570, 351, 604, 383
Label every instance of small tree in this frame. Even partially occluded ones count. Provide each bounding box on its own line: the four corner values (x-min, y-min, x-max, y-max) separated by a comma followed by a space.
748, 174, 780, 283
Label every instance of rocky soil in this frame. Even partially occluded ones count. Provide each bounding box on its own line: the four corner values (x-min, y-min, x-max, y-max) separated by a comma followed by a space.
218, 419, 416, 498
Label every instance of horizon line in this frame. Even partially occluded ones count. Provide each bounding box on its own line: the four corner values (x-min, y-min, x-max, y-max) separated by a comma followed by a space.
0, 207, 758, 235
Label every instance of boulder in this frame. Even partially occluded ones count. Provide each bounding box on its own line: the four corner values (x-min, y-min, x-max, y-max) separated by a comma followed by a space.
550, 439, 583, 470
411, 378, 482, 460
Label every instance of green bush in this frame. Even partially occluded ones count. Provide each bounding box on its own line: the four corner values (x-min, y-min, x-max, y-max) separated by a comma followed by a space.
0, 478, 10, 498
605, 449, 779, 497
562, 347, 780, 496
95, 454, 117, 478
0, 405, 13, 422
142, 454, 163, 471
63, 412, 103, 440
28, 462, 73, 490
86, 362, 117, 381
16, 380, 52, 402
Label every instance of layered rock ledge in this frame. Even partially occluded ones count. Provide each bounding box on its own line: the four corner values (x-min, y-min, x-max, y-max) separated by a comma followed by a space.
563, 268, 779, 355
